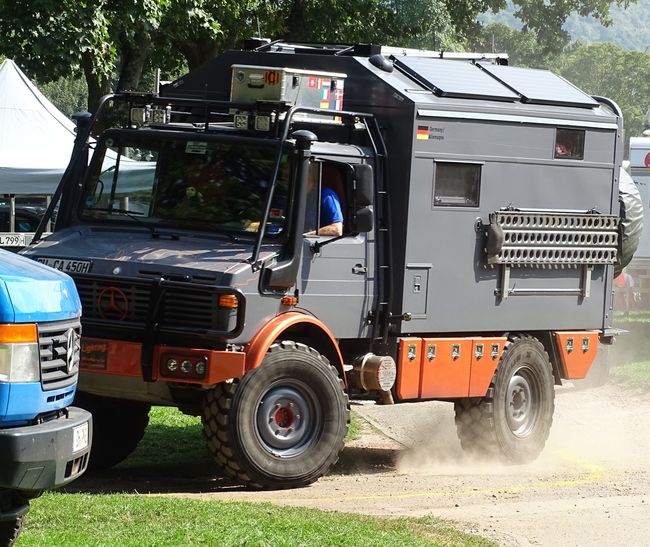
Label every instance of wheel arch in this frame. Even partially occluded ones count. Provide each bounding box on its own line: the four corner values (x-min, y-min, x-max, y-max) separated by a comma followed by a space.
244, 312, 346, 383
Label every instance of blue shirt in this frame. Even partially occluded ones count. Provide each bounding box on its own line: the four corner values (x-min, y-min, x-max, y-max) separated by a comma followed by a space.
306, 187, 343, 231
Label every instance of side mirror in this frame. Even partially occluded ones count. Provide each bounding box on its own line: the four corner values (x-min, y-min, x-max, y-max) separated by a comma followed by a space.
352, 206, 373, 233
352, 164, 373, 206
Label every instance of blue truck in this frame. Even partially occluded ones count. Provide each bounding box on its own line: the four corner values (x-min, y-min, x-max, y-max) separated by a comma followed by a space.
0, 249, 91, 545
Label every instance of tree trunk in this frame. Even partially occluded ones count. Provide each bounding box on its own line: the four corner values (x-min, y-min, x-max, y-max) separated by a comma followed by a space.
177, 38, 220, 72
285, 0, 308, 41
81, 51, 112, 113
116, 31, 152, 92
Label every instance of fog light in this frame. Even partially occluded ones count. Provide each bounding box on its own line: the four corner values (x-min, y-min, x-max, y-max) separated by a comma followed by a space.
181, 360, 193, 374
195, 361, 206, 376
166, 358, 178, 372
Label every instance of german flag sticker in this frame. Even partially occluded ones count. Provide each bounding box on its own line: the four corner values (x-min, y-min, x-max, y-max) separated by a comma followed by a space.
416, 125, 429, 140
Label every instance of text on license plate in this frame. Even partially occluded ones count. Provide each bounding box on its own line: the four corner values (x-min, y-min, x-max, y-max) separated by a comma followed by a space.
0, 233, 29, 247
37, 258, 92, 274
73, 422, 89, 453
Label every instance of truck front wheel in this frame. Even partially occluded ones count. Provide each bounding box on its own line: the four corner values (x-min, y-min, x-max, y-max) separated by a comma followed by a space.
0, 491, 27, 547
74, 393, 151, 471
0, 517, 23, 547
454, 335, 555, 463
202, 341, 349, 489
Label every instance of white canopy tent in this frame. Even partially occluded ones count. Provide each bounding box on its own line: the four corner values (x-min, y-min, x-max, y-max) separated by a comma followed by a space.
0, 59, 78, 195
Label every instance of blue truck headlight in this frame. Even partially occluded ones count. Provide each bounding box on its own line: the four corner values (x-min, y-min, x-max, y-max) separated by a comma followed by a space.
0, 343, 40, 382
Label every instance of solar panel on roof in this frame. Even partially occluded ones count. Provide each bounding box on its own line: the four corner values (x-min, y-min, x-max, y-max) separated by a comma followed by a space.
478, 65, 598, 108
392, 57, 519, 101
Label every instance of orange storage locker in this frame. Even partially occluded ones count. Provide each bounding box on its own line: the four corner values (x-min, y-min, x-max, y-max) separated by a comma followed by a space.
419, 338, 472, 398
396, 337, 422, 400
468, 337, 506, 397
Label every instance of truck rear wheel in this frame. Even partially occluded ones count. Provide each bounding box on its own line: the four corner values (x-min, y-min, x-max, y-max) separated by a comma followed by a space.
74, 393, 151, 471
454, 336, 555, 463
201, 341, 349, 489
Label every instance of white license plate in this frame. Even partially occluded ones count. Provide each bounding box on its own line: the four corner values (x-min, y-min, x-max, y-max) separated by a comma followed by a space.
0, 233, 30, 247
37, 257, 92, 274
72, 422, 89, 453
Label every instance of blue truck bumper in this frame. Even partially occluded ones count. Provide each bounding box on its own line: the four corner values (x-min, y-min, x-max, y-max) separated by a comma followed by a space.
0, 407, 92, 493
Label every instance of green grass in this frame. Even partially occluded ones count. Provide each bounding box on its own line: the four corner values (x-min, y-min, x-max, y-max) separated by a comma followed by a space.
18, 494, 493, 547
16, 407, 493, 546
611, 360, 650, 390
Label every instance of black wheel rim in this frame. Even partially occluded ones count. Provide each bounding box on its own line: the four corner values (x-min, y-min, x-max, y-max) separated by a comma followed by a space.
255, 380, 322, 457
506, 365, 542, 438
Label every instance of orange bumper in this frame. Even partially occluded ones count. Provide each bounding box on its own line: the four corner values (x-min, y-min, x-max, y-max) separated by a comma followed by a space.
80, 337, 246, 385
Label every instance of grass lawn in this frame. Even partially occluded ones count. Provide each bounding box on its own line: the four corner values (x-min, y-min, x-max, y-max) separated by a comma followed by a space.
611, 360, 650, 390
20, 494, 494, 547
16, 407, 492, 547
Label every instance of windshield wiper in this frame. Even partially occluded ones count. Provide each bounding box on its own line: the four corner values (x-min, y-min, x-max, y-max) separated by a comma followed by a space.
87, 207, 179, 239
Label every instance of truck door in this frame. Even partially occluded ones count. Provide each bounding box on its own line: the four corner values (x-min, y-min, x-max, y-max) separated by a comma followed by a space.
297, 160, 374, 339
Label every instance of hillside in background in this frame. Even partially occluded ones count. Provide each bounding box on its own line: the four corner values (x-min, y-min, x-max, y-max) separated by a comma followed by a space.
482, 0, 650, 51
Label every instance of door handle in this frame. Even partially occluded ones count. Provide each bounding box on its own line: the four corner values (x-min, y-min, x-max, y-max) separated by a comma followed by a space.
352, 264, 367, 275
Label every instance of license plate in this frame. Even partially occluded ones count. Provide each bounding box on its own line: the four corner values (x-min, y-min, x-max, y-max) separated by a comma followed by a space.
37, 257, 92, 274
72, 422, 89, 453
0, 233, 29, 247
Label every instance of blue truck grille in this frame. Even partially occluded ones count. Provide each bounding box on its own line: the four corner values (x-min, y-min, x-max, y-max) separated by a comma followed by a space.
38, 319, 81, 391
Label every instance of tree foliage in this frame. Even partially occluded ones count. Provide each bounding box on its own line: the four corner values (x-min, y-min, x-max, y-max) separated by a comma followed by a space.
0, 0, 639, 113
551, 42, 650, 146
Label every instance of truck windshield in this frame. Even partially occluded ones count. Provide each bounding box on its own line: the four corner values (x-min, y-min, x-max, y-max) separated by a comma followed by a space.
80, 135, 288, 237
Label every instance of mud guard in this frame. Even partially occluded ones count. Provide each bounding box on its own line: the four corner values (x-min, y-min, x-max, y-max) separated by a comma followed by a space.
244, 312, 345, 381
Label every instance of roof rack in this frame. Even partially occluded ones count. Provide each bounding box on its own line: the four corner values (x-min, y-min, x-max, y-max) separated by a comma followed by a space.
242, 38, 507, 63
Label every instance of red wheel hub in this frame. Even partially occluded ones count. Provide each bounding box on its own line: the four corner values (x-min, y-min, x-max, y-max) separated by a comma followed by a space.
274, 406, 294, 428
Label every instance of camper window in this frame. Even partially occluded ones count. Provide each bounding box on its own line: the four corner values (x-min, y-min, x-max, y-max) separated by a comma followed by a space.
432, 162, 481, 208
554, 128, 585, 160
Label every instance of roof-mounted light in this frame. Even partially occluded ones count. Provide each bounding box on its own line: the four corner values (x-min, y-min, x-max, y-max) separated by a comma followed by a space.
130, 105, 171, 126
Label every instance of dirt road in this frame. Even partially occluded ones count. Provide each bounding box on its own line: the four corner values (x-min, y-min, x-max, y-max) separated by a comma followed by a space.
165, 383, 650, 546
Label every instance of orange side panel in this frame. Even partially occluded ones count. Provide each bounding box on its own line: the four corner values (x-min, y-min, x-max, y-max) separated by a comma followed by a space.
80, 337, 142, 377
396, 338, 423, 400
554, 331, 599, 379
419, 338, 473, 398
154, 346, 246, 385
468, 337, 507, 397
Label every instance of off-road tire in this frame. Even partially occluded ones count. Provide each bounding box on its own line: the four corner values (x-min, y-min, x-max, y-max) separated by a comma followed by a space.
202, 341, 349, 489
74, 392, 151, 471
454, 335, 555, 463
0, 516, 23, 547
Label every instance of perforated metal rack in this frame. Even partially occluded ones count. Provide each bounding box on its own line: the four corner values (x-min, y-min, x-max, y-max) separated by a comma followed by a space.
487, 210, 619, 299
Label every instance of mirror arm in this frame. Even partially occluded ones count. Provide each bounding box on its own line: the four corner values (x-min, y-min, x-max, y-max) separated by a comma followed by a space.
310, 233, 351, 253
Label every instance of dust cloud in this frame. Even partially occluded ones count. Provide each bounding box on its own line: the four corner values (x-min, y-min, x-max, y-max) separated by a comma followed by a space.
394, 377, 649, 478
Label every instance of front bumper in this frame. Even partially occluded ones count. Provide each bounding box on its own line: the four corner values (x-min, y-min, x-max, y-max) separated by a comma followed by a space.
0, 407, 92, 493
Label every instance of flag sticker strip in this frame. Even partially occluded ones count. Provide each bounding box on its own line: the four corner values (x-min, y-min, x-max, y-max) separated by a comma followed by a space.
416, 126, 429, 140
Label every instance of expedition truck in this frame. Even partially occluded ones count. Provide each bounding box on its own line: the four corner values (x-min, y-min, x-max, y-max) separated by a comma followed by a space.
23, 40, 634, 489
0, 248, 91, 545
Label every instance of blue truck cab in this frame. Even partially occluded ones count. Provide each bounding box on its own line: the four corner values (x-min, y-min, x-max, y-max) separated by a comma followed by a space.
0, 249, 91, 544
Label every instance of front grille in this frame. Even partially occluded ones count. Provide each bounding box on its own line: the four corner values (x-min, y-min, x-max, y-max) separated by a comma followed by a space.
72, 276, 237, 335
38, 319, 81, 391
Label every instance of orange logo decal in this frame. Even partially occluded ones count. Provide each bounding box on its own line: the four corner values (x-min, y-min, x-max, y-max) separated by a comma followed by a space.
265, 71, 281, 85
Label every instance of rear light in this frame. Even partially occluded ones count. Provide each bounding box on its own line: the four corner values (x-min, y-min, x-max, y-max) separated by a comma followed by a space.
161, 355, 208, 380
218, 294, 239, 309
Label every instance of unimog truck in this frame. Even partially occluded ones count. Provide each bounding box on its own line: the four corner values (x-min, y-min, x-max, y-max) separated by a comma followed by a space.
23, 40, 630, 489
0, 249, 91, 545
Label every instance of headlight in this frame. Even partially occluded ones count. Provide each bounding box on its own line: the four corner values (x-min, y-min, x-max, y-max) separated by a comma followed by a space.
0, 324, 39, 383
0, 343, 40, 382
